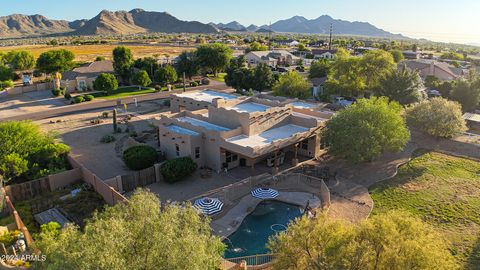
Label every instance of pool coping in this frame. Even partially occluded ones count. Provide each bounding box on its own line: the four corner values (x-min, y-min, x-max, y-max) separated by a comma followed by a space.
211, 191, 321, 240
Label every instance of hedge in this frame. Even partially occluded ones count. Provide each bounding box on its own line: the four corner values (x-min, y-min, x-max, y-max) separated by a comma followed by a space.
161, 157, 197, 183
122, 145, 158, 171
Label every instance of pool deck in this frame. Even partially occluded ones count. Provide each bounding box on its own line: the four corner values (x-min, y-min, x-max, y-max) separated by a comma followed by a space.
211, 191, 321, 239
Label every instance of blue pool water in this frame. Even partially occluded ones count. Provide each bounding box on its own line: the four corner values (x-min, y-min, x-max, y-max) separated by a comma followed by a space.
223, 200, 303, 258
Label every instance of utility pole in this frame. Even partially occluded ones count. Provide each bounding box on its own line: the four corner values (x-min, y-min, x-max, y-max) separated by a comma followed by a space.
268, 21, 272, 51
329, 23, 333, 50
183, 72, 186, 92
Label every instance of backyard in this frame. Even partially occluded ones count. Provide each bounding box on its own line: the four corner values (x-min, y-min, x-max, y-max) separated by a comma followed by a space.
369, 150, 480, 269
91, 86, 156, 99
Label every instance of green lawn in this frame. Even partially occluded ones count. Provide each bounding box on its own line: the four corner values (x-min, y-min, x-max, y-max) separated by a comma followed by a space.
208, 73, 226, 82
369, 150, 480, 269
93, 86, 157, 99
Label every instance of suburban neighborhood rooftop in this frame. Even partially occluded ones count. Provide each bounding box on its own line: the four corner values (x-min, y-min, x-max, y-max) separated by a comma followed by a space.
226, 124, 309, 148
166, 124, 200, 136
175, 90, 238, 103
229, 102, 271, 113
177, 116, 231, 131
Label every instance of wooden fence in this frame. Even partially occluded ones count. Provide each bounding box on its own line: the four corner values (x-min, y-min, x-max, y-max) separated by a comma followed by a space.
121, 166, 157, 192
1, 189, 33, 247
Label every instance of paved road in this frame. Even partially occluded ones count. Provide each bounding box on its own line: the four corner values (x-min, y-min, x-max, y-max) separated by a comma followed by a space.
1, 83, 230, 122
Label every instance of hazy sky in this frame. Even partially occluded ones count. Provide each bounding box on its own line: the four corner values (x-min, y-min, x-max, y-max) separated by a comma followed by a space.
1, 0, 479, 45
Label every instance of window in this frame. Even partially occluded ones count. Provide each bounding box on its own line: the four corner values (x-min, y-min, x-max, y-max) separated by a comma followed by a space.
300, 139, 309, 150
225, 151, 238, 163
175, 144, 180, 156
195, 147, 200, 159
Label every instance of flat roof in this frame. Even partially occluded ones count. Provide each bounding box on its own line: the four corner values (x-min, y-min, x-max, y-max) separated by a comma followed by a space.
166, 124, 200, 136
226, 124, 309, 148
177, 116, 230, 131
463, 113, 480, 123
230, 102, 271, 113
291, 101, 316, 109
292, 112, 328, 121
175, 90, 237, 103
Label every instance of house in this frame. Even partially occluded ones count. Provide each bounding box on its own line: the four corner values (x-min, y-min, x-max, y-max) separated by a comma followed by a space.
310, 77, 328, 98
402, 51, 421, 59
154, 90, 334, 172
311, 49, 337, 60
61, 60, 114, 92
244, 50, 300, 67
275, 39, 300, 47
401, 60, 460, 81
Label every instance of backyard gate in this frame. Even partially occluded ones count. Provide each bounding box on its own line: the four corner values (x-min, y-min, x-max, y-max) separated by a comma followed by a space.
121, 166, 156, 192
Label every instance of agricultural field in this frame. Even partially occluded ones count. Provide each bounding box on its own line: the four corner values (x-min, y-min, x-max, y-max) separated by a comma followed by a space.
369, 150, 480, 269
0, 44, 194, 62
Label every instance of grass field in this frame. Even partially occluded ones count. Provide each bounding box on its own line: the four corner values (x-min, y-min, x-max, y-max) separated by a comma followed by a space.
91, 86, 158, 99
207, 73, 226, 82
369, 150, 480, 269
0, 44, 193, 62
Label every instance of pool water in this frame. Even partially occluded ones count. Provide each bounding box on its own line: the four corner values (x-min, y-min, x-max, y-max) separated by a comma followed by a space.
223, 200, 303, 258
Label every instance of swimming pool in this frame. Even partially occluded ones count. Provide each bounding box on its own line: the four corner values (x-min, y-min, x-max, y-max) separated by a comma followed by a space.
223, 200, 303, 258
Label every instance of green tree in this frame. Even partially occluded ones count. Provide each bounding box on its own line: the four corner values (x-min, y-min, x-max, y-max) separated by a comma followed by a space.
0, 65, 13, 81
360, 50, 396, 91
132, 70, 152, 87
134, 57, 160, 80
375, 67, 425, 105
406, 97, 467, 138
252, 63, 275, 91
272, 71, 311, 99
323, 97, 410, 162
112, 46, 134, 84
390, 49, 404, 63
95, 56, 106, 62
309, 59, 330, 79
326, 56, 365, 97
440, 52, 464, 61
35, 190, 225, 270
0, 121, 70, 183
35, 49, 75, 74
424, 75, 441, 89
450, 78, 480, 112
0, 80, 14, 90
269, 211, 456, 270
175, 51, 199, 79
155, 65, 178, 87
93, 73, 118, 93
7, 50, 35, 71
196, 43, 232, 76
246, 41, 268, 53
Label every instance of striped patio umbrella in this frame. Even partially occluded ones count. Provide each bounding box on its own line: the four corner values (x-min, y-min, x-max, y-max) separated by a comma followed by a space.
193, 197, 223, 215
251, 188, 279, 199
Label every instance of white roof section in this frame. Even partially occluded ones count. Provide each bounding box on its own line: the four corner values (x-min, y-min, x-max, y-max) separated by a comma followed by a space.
167, 125, 200, 136
177, 116, 230, 131
230, 102, 271, 113
175, 90, 237, 103
291, 101, 316, 109
463, 113, 480, 123
226, 124, 309, 148
292, 112, 328, 121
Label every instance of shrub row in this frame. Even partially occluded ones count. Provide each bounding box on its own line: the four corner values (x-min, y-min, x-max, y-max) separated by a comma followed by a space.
161, 157, 197, 183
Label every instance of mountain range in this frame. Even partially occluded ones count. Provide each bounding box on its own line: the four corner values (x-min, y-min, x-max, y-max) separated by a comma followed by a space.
0, 9, 406, 39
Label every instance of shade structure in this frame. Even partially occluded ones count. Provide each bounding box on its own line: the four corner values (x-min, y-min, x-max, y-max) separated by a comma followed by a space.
194, 197, 223, 215
251, 188, 279, 199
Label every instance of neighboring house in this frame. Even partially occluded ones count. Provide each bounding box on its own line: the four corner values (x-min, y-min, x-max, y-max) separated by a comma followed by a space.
275, 39, 300, 47
402, 51, 421, 59
245, 50, 300, 67
61, 60, 114, 92
401, 59, 460, 81
311, 49, 337, 60
154, 90, 333, 172
310, 77, 327, 98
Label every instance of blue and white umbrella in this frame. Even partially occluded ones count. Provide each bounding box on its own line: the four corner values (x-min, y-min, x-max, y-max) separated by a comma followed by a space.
194, 197, 223, 215
251, 188, 279, 199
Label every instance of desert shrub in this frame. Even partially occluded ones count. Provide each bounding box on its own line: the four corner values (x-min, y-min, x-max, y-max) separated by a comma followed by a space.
0, 230, 20, 246
83, 95, 94, 101
51, 89, 61, 96
201, 78, 210, 85
122, 145, 157, 170
73, 96, 84, 103
191, 81, 199, 87
100, 134, 115, 143
64, 93, 71, 100
154, 85, 161, 91
161, 157, 197, 183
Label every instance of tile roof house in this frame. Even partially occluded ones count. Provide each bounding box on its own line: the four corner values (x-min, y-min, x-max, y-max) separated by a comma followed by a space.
311, 49, 338, 60
61, 60, 114, 92
245, 50, 300, 67
401, 59, 460, 81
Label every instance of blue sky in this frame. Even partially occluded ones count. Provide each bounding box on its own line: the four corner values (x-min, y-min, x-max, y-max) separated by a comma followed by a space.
2, 0, 479, 44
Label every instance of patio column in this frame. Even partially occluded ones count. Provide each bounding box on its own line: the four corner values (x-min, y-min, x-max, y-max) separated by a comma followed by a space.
292, 143, 299, 166
272, 150, 279, 175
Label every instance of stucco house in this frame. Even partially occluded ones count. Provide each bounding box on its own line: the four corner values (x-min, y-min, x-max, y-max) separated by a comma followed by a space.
61, 60, 114, 92
401, 59, 460, 81
245, 50, 300, 67
153, 90, 334, 172
311, 49, 337, 60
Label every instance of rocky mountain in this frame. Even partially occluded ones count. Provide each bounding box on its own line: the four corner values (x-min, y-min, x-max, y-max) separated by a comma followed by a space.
246, 24, 259, 32
270, 15, 406, 38
0, 14, 74, 38
210, 21, 247, 32
0, 9, 218, 38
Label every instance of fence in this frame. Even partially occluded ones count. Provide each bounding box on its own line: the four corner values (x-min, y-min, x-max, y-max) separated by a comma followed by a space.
222, 254, 275, 269
4, 82, 54, 96
121, 165, 157, 192
4, 168, 83, 202
67, 155, 128, 206
1, 189, 33, 247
